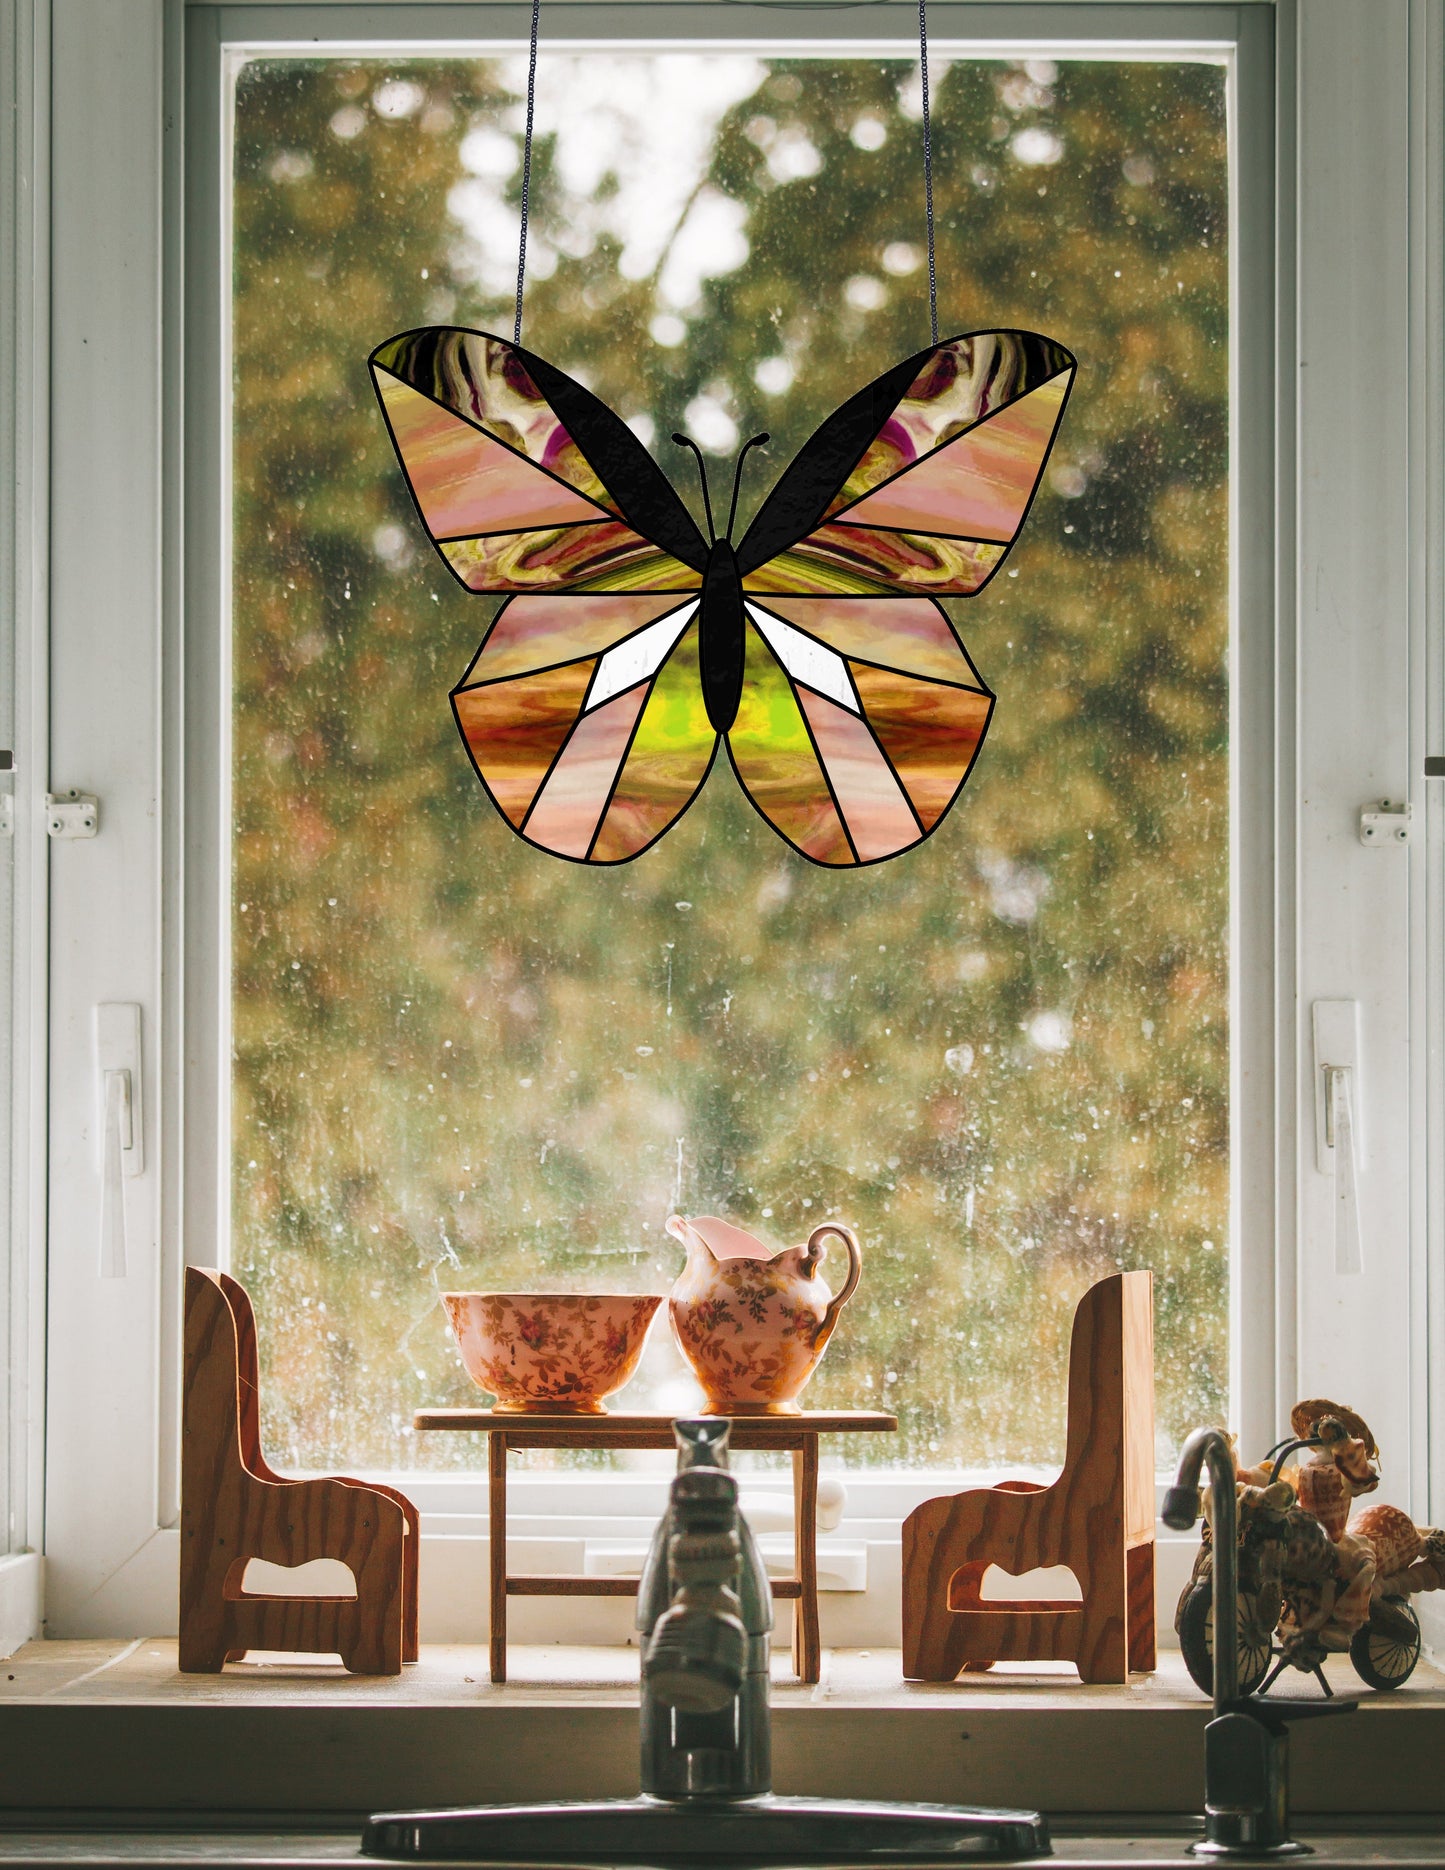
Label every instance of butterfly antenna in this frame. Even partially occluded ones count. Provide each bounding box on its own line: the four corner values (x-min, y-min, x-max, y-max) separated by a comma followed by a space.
672, 433, 715, 543
726, 433, 770, 543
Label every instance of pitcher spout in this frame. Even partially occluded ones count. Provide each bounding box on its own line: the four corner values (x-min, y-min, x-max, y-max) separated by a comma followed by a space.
666, 1214, 774, 1264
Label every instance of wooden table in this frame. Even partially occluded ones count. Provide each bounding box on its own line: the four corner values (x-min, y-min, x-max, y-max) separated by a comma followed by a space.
413, 1409, 897, 1684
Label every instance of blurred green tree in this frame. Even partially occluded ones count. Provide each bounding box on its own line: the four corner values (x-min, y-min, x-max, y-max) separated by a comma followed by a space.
232, 49, 1227, 1471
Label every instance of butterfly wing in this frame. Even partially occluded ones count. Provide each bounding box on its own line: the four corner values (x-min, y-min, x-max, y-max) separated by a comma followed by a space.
371, 326, 706, 594
372, 327, 713, 861
451, 590, 719, 864
726, 329, 1070, 865
736, 329, 1074, 597
726, 595, 994, 866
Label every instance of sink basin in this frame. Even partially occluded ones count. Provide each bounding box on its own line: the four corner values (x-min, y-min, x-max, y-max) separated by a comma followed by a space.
363, 1793, 1051, 1862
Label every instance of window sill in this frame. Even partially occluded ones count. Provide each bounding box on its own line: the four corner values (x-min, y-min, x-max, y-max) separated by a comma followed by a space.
2, 1643, 1442, 1823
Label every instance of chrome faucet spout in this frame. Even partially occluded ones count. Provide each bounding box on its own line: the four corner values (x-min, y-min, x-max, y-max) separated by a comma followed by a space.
642, 1468, 748, 1714
636, 1417, 774, 1803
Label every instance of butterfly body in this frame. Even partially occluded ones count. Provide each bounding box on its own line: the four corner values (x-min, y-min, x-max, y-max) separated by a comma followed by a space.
370, 323, 1074, 866
699, 537, 746, 734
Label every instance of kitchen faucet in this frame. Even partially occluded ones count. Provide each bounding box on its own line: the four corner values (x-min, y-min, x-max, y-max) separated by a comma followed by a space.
1163, 1426, 1355, 1857
364, 1415, 1050, 1862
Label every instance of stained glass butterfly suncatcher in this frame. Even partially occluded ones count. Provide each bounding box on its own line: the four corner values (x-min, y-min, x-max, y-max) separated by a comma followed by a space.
370, 325, 1074, 866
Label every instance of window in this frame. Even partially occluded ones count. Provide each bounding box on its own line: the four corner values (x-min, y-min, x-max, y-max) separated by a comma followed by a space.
228, 44, 1229, 1478
15, 1, 1440, 1646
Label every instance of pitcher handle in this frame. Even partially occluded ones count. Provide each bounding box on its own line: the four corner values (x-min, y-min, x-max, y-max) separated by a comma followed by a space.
809, 1223, 862, 1350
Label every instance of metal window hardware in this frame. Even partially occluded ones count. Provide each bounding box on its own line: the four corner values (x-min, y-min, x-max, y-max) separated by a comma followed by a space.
1, 752, 12, 838
96, 1003, 144, 1280
1358, 799, 1411, 845
1426, 757, 1445, 778
1313, 1000, 1363, 1277
45, 788, 98, 838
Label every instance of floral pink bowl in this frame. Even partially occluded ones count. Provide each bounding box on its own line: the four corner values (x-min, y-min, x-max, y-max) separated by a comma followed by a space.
442, 1292, 662, 1414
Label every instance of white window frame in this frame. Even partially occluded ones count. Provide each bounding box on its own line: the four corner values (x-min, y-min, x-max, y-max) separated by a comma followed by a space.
4, 0, 1441, 1652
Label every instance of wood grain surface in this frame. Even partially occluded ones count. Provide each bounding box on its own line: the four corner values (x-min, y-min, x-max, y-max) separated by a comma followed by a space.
901, 1271, 1155, 1686
414, 1408, 898, 1443
180, 1267, 416, 1676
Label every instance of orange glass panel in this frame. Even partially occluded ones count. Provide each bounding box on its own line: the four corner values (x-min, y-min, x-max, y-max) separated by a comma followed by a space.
452, 659, 595, 827
849, 662, 994, 830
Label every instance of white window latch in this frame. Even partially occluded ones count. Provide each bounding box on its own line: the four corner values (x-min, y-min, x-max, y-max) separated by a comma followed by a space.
1358, 800, 1411, 845
1312, 999, 1362, 1276
96, 1003, 144, 1279
46, 788, 99, 838
0, 750, 12, 837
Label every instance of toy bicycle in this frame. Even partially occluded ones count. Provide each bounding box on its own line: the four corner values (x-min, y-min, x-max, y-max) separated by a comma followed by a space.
1176, 1398, 1445, 1697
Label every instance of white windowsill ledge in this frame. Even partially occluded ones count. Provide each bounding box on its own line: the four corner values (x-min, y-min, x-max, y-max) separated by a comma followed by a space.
0, 1557, 43, 1660
2, 1642, 1443, 1823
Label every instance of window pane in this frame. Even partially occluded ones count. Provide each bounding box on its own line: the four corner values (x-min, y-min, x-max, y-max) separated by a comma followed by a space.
230, 48, 1229, 1471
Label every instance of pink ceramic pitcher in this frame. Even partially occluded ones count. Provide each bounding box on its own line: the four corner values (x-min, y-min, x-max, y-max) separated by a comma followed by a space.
665, 1214, 862, 1414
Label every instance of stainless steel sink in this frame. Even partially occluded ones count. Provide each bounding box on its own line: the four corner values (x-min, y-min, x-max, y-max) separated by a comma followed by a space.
363, 1794, 1050, 1862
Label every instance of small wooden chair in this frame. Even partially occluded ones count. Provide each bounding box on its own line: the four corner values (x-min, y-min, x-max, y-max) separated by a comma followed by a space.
180, 1266, 419, 1674
902, 1270, 1155, 1685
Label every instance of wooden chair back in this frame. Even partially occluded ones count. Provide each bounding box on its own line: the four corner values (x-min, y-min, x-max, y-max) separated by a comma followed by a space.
901, 1270, 1155, 1685
179, 1266, 416, 1674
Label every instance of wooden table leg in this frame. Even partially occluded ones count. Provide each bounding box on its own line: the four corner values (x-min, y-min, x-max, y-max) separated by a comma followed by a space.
792, 1436, 820, 1683
489, 1431, 508, 1684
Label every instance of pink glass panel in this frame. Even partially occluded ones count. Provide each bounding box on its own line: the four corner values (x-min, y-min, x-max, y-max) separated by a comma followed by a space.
375, 371, 609, 537
823, 331, 1074, 517
523, 682, 650, 858
464, 593, 694, 685
372, 328, 623, 514
833, 375, 1069, 542
797, 688, 922, 861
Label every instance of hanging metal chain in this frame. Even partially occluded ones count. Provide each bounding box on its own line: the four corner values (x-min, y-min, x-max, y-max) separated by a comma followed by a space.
919, 0, 938, 345
513, 0, 542, 347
